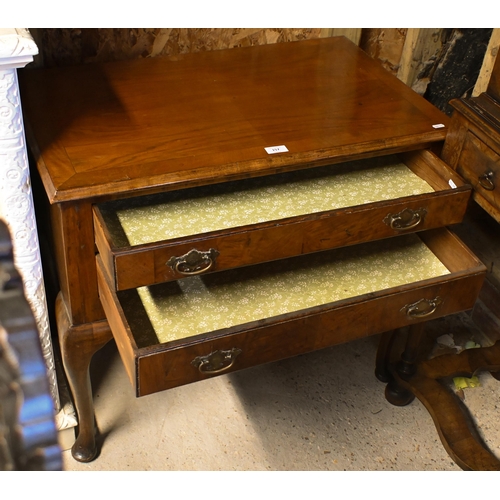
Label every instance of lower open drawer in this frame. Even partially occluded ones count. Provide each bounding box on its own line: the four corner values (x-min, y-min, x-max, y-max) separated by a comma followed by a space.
97, 228, 486, 396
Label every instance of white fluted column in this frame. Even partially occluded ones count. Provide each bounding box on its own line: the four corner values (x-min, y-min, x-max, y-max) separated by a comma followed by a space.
0, 29, 62, 417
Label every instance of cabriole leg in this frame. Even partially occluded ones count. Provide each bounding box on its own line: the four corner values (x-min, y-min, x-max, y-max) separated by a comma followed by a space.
56, 293, 112, 462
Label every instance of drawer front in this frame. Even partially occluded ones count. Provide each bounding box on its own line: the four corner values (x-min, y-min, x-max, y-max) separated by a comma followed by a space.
96, 229, 485, 397
94, 150, 471, 291
132, 278, 482, 396
455, 131, 500, 211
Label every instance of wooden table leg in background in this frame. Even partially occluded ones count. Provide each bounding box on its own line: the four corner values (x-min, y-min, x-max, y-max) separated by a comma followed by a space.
384, 322, 426, 407
375, 329, 397, 383
377, 323, 500, 470
56, 293, 113, 462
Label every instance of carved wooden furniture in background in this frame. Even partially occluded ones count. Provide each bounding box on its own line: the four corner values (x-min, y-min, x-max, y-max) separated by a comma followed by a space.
19, 37, 486, 464
0, 220, 61, 470
443, 52, 500, 222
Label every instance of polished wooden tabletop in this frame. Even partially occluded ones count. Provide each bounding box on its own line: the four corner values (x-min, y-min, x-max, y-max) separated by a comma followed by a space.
19, 36, 449, 203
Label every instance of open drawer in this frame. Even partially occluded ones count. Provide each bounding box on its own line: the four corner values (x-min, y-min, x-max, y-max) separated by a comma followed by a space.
97, 228, 486, 397
93, 150, 471, 291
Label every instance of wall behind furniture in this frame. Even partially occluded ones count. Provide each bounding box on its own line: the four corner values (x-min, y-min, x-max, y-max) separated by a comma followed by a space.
30, 28, 409, 69
30, 28, 323, 67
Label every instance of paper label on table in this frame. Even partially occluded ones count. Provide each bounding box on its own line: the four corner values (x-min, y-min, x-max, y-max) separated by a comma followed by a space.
265, 145, 289, 154
432, 123, 445, 129
448, 179, 457, 189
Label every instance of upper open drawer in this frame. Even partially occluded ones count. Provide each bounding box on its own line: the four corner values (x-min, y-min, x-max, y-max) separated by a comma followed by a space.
93, 149, 470, 291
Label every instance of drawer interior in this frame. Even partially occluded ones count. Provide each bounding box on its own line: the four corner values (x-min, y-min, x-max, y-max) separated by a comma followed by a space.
97, 151, 463, 248
117, 233, 452, 347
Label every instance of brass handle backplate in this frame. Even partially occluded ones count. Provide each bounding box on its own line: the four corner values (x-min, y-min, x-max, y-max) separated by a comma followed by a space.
191, 348, 242, 374
478, 171, 495, 191
384, 208, 427, 231
401, 297, 442, 319
167, 248, 219, 276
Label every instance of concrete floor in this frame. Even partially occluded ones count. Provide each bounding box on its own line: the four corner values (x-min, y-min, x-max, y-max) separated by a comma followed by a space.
61, 311, 500, 472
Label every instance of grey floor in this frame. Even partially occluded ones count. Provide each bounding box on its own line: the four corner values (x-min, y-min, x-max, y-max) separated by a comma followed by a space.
61, 312, 500, 472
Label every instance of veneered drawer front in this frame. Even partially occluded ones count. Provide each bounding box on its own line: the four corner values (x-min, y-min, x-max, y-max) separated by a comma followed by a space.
97, 229, 485, 397
94, 150, 470, 291
455, 131, 500, 211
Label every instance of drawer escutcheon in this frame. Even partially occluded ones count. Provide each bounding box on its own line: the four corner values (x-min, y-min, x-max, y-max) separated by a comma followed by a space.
192, 348, 242, 374
384, 208, 427, 231
401, 297, 442, 319
167, 248, 220, 276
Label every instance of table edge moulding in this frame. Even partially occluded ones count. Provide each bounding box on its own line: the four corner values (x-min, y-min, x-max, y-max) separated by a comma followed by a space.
17, 35, 494, 468
0, 28, 77, 450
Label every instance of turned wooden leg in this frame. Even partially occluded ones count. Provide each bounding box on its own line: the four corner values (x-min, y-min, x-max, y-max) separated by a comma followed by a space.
375, 329, 397, 383
385, 322, 426, 407
56, 293, 112, 462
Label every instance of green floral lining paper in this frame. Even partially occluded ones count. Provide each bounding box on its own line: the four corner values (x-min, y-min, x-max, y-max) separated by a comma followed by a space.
110, 156, 434, 246
122, 234, 450, 346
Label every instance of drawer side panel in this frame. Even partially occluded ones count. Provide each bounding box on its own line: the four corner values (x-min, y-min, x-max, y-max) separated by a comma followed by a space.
97, 257, 139, 392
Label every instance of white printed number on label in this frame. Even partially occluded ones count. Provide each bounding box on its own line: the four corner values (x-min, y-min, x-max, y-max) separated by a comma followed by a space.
265, 145, 289, 154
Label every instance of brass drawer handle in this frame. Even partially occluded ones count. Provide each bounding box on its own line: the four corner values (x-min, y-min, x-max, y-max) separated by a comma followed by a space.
167, 248, 219, 276
401, 297, 442, 319
478, 171, 495, 191
383, 208, 427, 231
192, 348, 242, 374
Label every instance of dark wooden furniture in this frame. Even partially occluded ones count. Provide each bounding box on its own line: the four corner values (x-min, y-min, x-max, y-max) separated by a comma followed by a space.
391, 50, 500, 471
19, 37, 486, 465
381, 332, 500, 470
443, 53, 500, 222
0, 220, 62, 471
